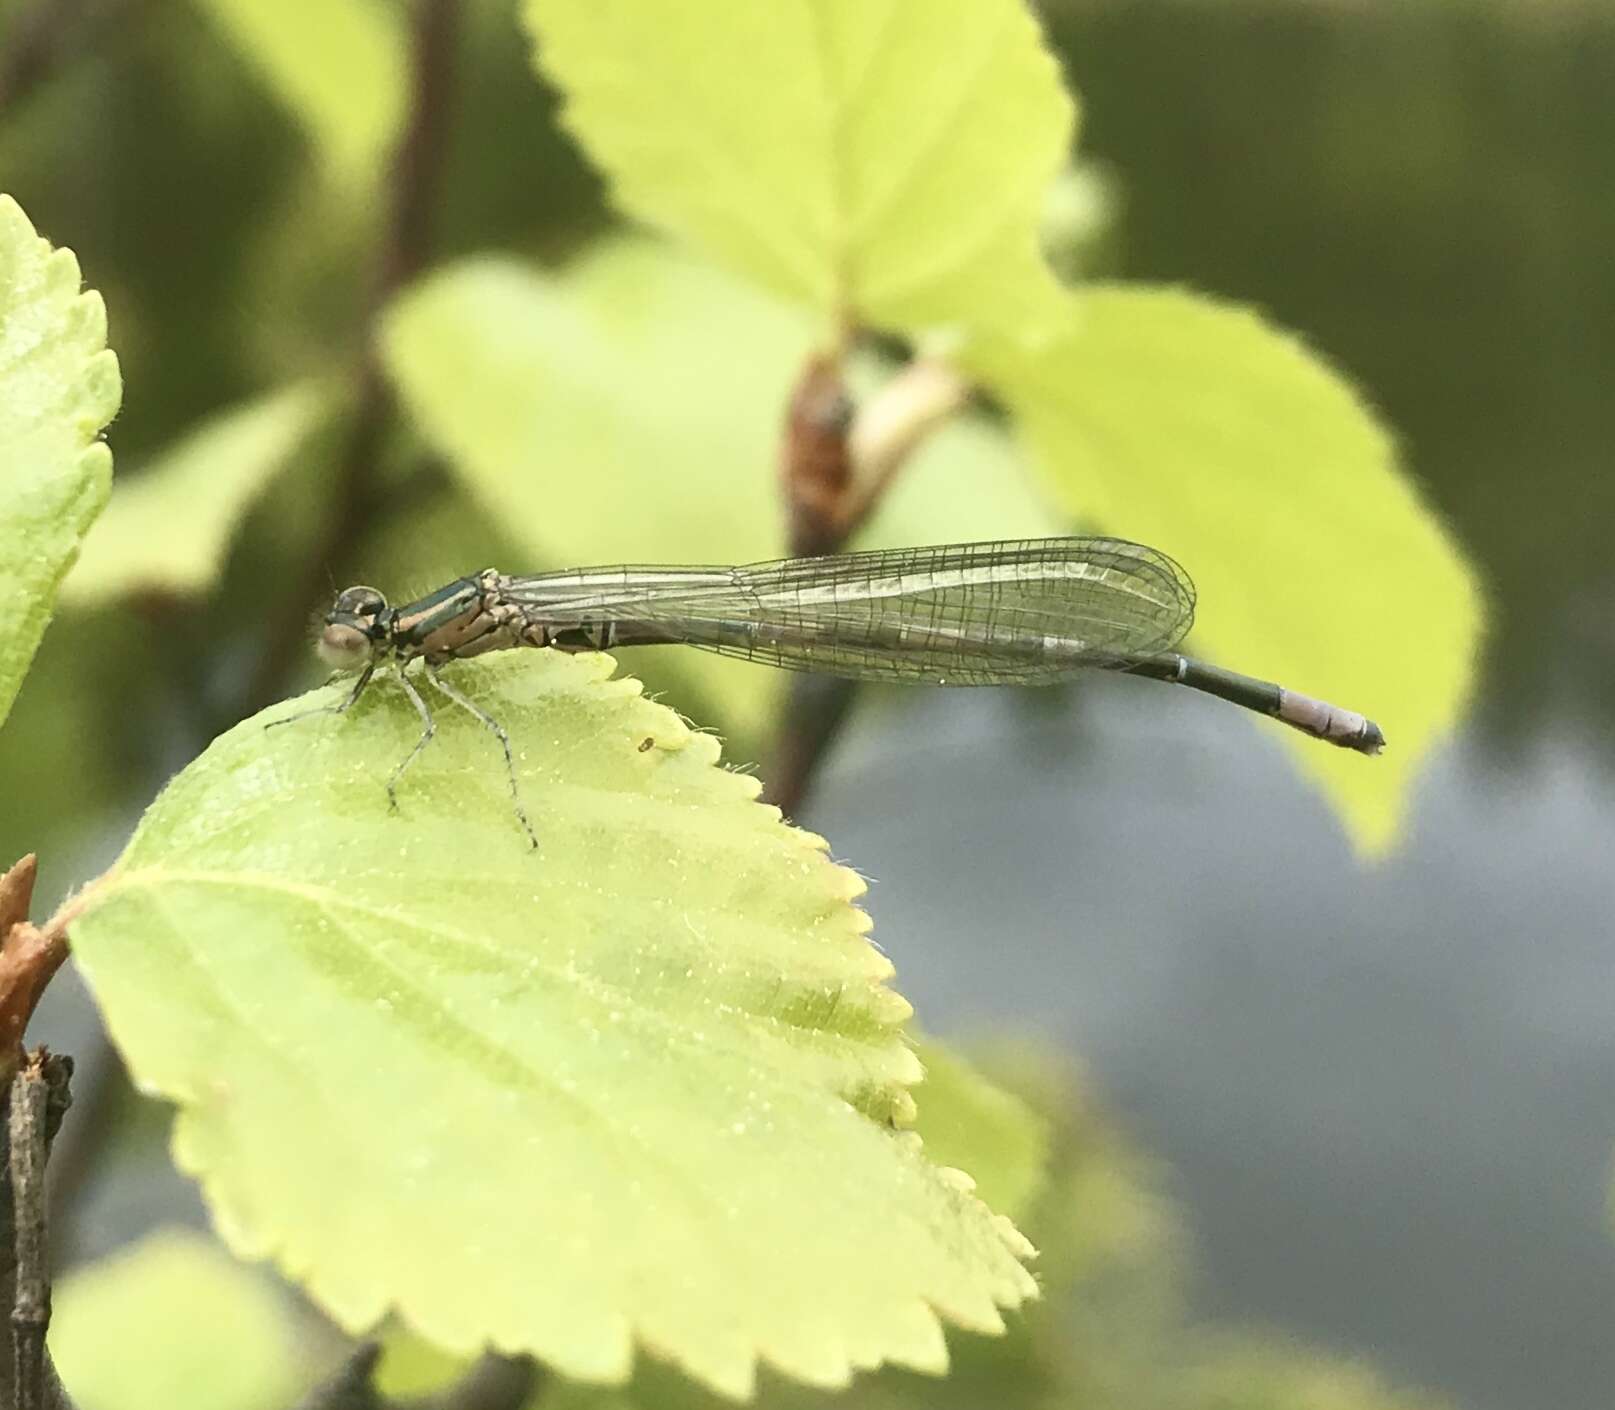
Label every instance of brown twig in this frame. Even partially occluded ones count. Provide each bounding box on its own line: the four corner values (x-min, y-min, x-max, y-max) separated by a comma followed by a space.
0, 861, 70, 1088
3, 1052, 75, 1410
10, 1065, 51, 1410
242, 0, 462, 718
0, 866, 121, 1280
780, 353, 855, 561
40, 1033, 127, 1274
374, 0, 459, 312
843, 358, 971, 527
764, 357, 973, 815
0, 864, 37, 957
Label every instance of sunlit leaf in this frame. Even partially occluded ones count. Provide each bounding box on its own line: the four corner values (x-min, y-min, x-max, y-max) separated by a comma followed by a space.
967, 286, 1482, 850
67, 651, 1035, 1398
52, 1228, 304, 1410
378, 239, 1058, 755
65, 382, 327, 606
0, 194, 120, 729
370, 1046, 1053, 1407
381, 242, 806, 571
533, 1338, 1053, 1410
192, 0, 406, 182
374, 1327, 472, 1399
522, 0, 1076, 336
527, 1045, 1160, 1410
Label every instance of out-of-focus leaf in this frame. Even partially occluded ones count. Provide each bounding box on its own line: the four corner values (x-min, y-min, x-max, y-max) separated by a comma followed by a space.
0, 194, 120, 728
346, 486, 526, 631
379, 240, 1057, 754
907, 1038, 1049, 1222
65, 382, 327, 605
191, 0, 406, 182
1037, 161, 1121, 283
997, 1048, 1179, 1299
379, 240, 802, 747
67, 652, 1035, 1399
0, 609, 160, 899
52, 1228, 304, 1410
522, 0, 1075, 336
375, 1328, 472, 1399
381, 241, 804, 570
1185, 1339, 1455, 1410
967, 286, 1483, 851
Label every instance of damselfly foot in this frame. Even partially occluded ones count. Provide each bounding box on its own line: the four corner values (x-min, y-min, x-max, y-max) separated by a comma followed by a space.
274, 659, 538, 850
264, 664, 375, 732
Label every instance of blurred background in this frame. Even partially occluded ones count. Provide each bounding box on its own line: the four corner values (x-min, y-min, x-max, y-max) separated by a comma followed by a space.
2, 1, 1613, 1407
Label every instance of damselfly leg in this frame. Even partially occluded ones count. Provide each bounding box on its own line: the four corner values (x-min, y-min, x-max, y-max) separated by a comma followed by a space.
264, 664, 376, 732
422, 659, 538, 850
386, 667, 437, 816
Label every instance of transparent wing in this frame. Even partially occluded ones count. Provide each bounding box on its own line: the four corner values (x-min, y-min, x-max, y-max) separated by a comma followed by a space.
497, 538, 1195, 685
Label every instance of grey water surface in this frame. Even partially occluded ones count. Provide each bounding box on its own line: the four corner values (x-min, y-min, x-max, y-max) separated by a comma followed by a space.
809, 681, 1615, 1410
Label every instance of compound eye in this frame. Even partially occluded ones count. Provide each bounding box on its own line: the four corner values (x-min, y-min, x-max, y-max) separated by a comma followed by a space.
331, 585, 386, 619
317, 621, 374, 670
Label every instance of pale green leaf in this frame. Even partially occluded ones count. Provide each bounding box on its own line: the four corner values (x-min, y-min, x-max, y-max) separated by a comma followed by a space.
65, 382, 327, 606
393, 1040, 1057, 1410
378, 239, 1058, 753
67, 652, 1035, 1398
53, 1228, 304, 1410
379, 240, 806, 748
192, 0, 407, 181
380, 242, 807, 573
1037, 161, 1120, 284
522, 0, 1076, 336
533, 1338, 1053, 1410
0, 193, 120, 729
967, 286, 1483, 850
374, 1327, 472, 1399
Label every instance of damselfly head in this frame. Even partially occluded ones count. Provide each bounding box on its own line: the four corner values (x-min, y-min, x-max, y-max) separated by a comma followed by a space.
318, 585, 389, 670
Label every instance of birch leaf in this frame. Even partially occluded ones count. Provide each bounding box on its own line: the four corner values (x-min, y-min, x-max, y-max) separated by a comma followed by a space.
67, 652, 1036, 1398
0, 194, 120, 728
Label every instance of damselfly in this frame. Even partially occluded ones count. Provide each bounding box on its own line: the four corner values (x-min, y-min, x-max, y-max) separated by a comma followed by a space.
279, 538, 1384, 847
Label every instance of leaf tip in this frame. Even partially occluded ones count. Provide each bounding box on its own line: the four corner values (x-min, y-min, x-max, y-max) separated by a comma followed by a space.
993, 1215, 1039, 1263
